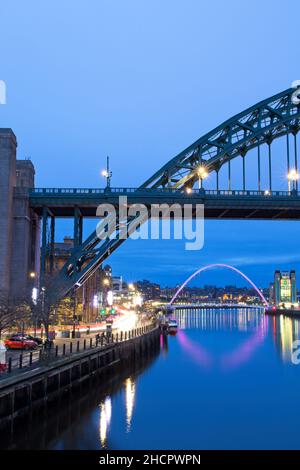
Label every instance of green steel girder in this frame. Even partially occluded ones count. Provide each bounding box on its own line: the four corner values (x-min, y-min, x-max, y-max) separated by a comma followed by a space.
45, 88, 300, 304
141, 88, 300, 190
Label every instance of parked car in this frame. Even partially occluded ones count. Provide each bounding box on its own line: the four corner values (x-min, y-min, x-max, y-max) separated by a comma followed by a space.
24, 335, 43, 345
5, 336, 38, 350
13, 333, 43, 345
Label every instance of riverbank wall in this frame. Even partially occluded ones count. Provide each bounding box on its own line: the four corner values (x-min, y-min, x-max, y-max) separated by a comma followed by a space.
0, 325, 160, 432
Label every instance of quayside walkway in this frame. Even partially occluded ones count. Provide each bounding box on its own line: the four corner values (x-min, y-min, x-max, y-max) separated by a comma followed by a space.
0, 323, 160, 429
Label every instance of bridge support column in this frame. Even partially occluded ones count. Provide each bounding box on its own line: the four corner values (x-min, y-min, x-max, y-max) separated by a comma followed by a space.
0, 129, 38, 300
73, 207, 83, 248
286, 134, 290, 181
0, 130, 16, 297
242, 154, 246, 191
257, 145, 261, 192
40, 207, 49, 284
268, 142, 272, 192
10, 160, 36, 300
49, 215, 55, 274
294, 132, 298, 191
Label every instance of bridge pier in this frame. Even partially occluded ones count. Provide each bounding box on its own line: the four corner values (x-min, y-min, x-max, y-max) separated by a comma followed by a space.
73, 206, 83, 248
40, 207, 49, 284
39, 205, 83, 282
49, 215, 55, 274
0, 129, 39, 301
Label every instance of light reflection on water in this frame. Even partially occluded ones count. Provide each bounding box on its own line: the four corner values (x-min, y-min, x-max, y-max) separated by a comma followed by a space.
5, 308, 300, 450
99, 397, 112, 448
125, 377, 136, 432
275, 314, 300, 363
176, 307, 266, 332
97, 376, 136, 448
91, 308, 300, 450
176, 308, 268, 371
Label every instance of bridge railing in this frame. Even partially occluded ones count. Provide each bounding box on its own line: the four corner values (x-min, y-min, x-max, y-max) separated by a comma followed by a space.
29, 187, 300, 197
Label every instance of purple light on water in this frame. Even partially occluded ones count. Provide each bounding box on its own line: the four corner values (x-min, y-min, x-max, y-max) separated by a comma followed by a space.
220, 322, 267, 371
177, 330, 213, 368
174, 312, 269, 371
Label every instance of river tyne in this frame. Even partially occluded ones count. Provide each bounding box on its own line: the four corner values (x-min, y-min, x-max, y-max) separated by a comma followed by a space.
3, 308, 300, 450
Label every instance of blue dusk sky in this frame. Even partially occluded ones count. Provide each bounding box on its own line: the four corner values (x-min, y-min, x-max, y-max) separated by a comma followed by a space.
0, 0, 299, 288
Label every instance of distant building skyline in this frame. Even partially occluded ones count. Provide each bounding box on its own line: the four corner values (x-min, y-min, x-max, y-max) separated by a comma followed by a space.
273, 270, 297, 306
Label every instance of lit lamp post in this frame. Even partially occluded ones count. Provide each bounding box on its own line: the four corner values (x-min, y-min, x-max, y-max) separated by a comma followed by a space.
128, 283, 135, 307
29, 272, 38, 335
287, 169, 299, 193
101, 156, 112, 189
29, 271, 36, 300
102, 278, 110, 308
41, 286, 46, 340
197, 166, 208, 189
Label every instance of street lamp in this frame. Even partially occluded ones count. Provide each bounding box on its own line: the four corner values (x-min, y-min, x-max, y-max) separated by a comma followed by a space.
197, 166, 208, 189
41, 287, 46, 340
287, 169, 299, 192
101, 156, 112, 188
107, 290, 114, 306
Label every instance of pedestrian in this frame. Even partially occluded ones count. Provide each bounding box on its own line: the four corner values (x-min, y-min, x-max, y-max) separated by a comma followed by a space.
0, 340, 7, 372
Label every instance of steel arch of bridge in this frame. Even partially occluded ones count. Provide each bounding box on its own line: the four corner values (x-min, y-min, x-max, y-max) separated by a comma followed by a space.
168, 263, 269, 306
142, 87, 300, 191
46, 87, 300, 304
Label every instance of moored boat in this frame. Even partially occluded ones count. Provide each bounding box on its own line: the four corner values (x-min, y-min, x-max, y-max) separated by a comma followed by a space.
167, 319, 178, 335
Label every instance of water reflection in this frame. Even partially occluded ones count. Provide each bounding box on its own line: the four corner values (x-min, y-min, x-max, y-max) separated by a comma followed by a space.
176, 307, 266, 332
99, 397, 112, 447
125, 377, 136, 432
65, 310, 300, 449
4, 308, 300, 450
271, 314, 300, 363
0, 336, 160, 450
175, 308, 269, 371
175, 308, 300, 366
160, 332, 169, 356
177, 330, 213, 368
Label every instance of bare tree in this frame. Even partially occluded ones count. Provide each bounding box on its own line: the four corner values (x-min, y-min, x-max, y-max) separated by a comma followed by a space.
31, 289, 57, 340
31, 272, 80, 339
0, 293, 30, 339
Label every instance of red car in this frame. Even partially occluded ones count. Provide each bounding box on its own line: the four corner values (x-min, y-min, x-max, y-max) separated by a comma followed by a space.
5, 335, 38, 350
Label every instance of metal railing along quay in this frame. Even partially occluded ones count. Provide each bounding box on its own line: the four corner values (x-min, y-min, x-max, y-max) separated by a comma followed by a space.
0, 324, 156, 380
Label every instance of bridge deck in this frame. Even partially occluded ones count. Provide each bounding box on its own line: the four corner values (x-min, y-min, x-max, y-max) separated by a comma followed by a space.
28, 188, 300, 220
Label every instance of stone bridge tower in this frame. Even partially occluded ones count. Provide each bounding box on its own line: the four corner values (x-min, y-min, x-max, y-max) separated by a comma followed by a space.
0, 129, 39, 301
